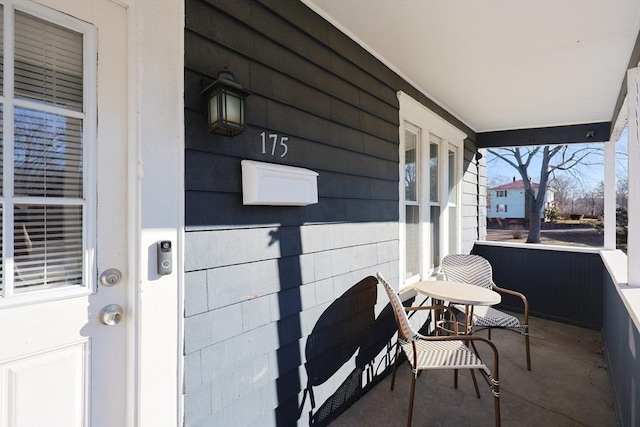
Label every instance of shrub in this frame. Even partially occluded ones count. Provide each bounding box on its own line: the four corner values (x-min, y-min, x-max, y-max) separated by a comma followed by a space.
509, 224, 524, 239
545, 205, 561, 222
617, 208, 628, 252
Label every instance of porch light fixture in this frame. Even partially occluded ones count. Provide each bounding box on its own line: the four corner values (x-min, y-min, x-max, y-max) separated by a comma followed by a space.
201, 67, 250, 137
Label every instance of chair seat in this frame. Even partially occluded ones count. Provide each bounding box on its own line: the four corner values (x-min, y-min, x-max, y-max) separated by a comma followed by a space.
401, 339, 489, 372
472, 306, 521, 328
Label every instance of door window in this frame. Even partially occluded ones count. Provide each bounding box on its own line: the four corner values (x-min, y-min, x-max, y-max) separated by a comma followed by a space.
0, 2, 95, 303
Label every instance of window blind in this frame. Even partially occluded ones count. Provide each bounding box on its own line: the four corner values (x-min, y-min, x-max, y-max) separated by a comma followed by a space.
14, 11, 83, 112
14, 204, 83, 291
13, 108, 83, 198
1, 7, 87, 297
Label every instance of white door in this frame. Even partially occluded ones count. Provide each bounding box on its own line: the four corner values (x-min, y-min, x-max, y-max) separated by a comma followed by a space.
0, 1, 129, 426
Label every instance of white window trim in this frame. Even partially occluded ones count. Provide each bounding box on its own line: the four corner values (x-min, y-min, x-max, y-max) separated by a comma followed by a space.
0, 0, 97, 307
398, 91, 467, 287
444, 143, 462, 256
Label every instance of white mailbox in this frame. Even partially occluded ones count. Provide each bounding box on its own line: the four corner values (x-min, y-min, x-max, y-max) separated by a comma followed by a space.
241, 160, 319, 206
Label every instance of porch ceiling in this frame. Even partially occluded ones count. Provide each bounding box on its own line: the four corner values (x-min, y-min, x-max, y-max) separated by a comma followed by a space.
303, 0, 640, 134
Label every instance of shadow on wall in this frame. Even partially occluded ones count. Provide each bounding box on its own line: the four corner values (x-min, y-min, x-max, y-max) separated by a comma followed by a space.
299, 275, 404, 426
268, 226, 414, 426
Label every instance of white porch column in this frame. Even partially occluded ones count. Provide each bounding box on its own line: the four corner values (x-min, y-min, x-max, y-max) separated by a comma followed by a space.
604, 137, 616, 250
628, 67, 640, 287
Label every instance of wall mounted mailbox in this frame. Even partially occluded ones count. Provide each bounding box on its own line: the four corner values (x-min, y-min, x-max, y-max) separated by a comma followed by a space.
241, 160, 318, 206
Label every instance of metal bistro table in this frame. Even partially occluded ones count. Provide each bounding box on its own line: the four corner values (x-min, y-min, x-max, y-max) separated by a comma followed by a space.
412, 280, 501, 335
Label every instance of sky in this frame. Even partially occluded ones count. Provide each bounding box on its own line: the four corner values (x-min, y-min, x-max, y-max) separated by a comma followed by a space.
484, 127, 628, 193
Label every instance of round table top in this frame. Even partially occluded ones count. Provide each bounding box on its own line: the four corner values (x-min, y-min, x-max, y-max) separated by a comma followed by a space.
412, 280, 501, 306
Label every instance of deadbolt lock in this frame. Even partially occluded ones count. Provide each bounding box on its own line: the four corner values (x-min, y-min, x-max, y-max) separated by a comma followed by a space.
100, 269, 122, 287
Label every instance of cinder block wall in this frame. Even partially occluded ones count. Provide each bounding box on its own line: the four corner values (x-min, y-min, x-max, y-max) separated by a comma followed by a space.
183, 1, 478, 425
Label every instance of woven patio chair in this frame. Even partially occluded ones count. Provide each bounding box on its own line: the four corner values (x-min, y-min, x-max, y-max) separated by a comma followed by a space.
377, 273, 501, 427
442, 254, 531, 371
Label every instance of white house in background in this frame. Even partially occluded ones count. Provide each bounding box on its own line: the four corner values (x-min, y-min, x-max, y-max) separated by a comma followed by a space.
487, 178, 555, 221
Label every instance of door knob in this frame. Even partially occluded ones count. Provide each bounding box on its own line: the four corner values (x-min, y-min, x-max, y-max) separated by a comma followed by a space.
99, 304, 124, 326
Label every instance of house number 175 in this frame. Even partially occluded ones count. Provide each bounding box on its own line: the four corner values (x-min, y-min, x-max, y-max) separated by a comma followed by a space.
260, 132, 289, 158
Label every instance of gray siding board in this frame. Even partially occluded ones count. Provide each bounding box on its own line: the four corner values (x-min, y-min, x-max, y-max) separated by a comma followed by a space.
461, 143, 481, 249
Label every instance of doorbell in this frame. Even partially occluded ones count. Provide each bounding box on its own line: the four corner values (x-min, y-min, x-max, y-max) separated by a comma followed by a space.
157, 240, 172, 275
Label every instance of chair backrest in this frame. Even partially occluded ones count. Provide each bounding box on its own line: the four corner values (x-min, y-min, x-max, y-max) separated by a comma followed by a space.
442, 254, 494, 289
376, 273, 418, 342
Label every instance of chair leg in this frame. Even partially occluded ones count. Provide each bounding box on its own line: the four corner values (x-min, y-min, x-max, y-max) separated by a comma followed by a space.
453, 369, 458, 389
309, 386, 317, 413
407, 373, 417, 427
488, 327, 492, 340
470, 369, 481, 398
391, 343, 401, 391
525, 326, 531, 371
297, 387, 308, 418
494, 385, 501, 427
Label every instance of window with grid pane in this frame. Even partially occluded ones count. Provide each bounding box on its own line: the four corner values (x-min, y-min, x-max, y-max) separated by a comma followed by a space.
404, 128, 420, 279
1, 5, 86, 297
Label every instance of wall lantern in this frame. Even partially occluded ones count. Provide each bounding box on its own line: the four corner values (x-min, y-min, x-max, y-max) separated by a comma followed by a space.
201, 67, 251, 137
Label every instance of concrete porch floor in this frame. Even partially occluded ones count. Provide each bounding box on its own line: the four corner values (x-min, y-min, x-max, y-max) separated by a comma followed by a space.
330, 315, 615, 427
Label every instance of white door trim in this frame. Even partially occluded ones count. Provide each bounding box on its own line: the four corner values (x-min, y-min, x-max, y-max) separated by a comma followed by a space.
125, 2, 184, 426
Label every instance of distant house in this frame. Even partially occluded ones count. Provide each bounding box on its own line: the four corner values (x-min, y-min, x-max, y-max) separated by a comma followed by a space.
487, 178, 555, 221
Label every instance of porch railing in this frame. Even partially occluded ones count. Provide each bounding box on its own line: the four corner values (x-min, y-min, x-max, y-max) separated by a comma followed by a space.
473, 241, 640, 426
472, 242, 603, 329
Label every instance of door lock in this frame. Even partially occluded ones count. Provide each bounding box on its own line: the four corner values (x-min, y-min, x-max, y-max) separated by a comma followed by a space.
99, 304, 124, 326
100, 268, 123, 287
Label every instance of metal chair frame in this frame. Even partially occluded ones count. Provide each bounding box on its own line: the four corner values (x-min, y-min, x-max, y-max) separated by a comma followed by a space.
442, 254, 531, 371
378, 273, 501, 427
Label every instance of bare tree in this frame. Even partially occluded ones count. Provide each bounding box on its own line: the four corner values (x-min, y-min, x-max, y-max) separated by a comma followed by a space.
488, 144, 602, 243
487, 174, 511, 189
584, 181, 605, 217
617, 176, 628, 209
549, 175, 578, 216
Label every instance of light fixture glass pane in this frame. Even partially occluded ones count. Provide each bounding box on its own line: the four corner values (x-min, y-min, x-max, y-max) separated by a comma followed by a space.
14, 11, 83, 111
405, 130, 417, 201
430, 142, 439, 203
14, 108, 83, 198
405, 205, 419, 278
14, 204, 83, 292
209, 92, 218, 127
223, 90, 242, 126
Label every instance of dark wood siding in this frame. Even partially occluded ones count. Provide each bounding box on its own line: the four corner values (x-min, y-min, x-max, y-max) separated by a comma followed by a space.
473, 243, 604, 329
184, 1, 477, 426
602, 273, 640, 426
185, 0, 403, 229
185, 0, 475, 230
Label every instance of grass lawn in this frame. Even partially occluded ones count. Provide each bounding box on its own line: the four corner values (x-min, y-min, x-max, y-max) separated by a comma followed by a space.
487, 219, 604, 247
